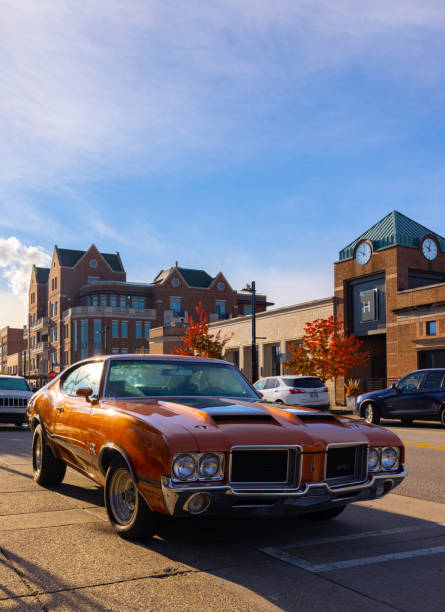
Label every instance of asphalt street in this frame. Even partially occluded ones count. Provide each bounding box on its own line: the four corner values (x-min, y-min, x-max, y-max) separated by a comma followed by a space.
0, 422, 444, 612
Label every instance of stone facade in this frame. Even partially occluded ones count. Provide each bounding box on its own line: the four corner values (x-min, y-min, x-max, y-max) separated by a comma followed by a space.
208, 297, 336, 398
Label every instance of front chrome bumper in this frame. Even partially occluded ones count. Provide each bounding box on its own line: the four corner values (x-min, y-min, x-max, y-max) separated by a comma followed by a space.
160, 467, 407, 517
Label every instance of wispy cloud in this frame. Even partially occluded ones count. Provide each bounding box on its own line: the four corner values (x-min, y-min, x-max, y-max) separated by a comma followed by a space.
0, 237, 50, 302
2, 0, 445, 199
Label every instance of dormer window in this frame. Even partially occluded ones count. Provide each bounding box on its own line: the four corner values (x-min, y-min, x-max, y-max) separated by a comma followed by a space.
217, 282, 225, 291
90, 259, 98, 268
171, 278, 179, 287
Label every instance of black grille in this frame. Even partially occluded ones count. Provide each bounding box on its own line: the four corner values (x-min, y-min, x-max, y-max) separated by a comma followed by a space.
325, 445, 367, 487
230, 448, 302, 490
0, 397, 28, 407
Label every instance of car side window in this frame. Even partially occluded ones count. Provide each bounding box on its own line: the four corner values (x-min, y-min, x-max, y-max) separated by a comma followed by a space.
74, 362, 103, 397
397, 372, 423, 392
254, 379, 266, 391
62, 368, 81, 397
422, 371, 445, 389
264, 378, 276, 389
62, 362, 103, 398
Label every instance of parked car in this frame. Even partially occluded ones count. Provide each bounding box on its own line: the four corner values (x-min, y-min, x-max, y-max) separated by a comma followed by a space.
356, 368, 445, 426
0, 374, 33, 427
27, 355, 406, 539
254, 375, 330, 409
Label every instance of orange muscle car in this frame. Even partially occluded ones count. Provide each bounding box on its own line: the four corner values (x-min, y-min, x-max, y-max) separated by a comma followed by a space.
27, 355, 407, 539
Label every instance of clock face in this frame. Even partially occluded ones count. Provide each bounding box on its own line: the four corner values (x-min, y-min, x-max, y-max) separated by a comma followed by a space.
355, 242, 372, 265
422, 237, 438, 261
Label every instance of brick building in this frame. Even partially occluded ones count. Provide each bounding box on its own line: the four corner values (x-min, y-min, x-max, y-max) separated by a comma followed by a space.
334, 210, 445, 403
0, 326, 25, 373
211, 211, 445, 404
26, 245, 270, 375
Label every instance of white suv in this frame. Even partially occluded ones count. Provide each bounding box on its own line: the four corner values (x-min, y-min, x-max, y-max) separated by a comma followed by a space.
254, 375, 330, 410
0, 375, 33, 427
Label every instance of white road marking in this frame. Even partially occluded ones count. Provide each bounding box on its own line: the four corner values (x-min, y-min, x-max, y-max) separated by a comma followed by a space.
268, 523, 445, 551
263, 545, 445, 572
260, 523, 445, 572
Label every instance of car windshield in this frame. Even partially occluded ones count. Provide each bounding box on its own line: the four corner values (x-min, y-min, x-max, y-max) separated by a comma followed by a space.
0, 378, 30, 391
283, 378, 324, 388
104, 359, 259, 399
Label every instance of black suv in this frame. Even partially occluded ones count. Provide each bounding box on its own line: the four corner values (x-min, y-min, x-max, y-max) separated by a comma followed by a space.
355, 369, 445, 426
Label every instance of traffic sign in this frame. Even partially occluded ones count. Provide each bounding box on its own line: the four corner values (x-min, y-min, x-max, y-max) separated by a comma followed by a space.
48, 370, 57, 380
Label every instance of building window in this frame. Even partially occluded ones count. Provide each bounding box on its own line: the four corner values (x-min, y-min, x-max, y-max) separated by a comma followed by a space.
120, 295, 126, 308
217, 282, 225, 291
112, 320, 119, 338
144, 322, 150, 338
171, 278, 179, 287
94, 320, 102, 355
243, 304, 252, 315
73, 320, 78, 354
100, 295, 107, 306
54, 301, 58, 316
132, 297, 145, 309
88, 276, 100, 284
135, 321, 142, 338
121, 321, 128, 338
92, 295, 99, 306
135, 348, 141, 354
271, 345, 281, 376
121, 348, 128, 354
170, 297, 182, 315
80, 320, 88, 359
110, 295, 117, 307
111, 348, 119, 354
49, 302, 53, 317
426, 321, 437, 336
216, 300, 226, 317
90, 259, 98, 268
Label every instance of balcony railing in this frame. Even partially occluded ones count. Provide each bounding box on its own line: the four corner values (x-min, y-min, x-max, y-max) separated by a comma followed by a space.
31, 342, 49, 354
30, 317, 49, 331
62, 306, 157, 320
164, 309, 188, 325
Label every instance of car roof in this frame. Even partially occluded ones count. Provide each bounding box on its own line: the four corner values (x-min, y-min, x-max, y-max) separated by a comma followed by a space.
67, 354, 232, 367
258, 374, 321, 380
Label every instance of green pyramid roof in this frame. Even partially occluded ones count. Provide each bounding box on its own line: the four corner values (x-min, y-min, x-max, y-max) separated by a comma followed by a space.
338, 211, 445, 261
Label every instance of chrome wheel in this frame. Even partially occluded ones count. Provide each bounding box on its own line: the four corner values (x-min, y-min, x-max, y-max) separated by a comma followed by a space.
109, 468, 136, 525
364, 404, 373, 423
34, 435, 42, 472
363, 403, 380, 424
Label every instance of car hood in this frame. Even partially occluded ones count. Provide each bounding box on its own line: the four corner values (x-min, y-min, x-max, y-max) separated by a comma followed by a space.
0, 389, 32, 399
111, 396, 402, 452
357, 387, 393, 403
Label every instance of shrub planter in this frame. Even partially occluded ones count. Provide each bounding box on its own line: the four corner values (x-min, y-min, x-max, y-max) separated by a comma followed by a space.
346, 395, 358, 412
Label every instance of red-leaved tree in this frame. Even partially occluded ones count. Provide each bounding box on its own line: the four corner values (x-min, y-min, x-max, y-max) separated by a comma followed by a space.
285, 316, 369, 382
174, 301, 232, 359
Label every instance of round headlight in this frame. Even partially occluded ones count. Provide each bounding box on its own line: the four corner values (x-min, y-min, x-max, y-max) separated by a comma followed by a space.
381, 447, 398, 470
172, 454, 196, 481
368, 447, 380, 471
199, 453, 220, 479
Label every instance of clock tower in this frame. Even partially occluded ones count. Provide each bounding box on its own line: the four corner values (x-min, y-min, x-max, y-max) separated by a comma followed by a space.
334, 211, 445, 404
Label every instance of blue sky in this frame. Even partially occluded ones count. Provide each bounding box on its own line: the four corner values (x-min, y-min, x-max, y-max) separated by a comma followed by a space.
2, 0, 445, 327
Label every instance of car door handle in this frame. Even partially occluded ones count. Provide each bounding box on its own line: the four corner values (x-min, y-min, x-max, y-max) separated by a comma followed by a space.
56, 406, 64, 412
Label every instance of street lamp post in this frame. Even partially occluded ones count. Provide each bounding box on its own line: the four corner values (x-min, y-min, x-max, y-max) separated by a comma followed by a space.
241, 281, 258, 383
